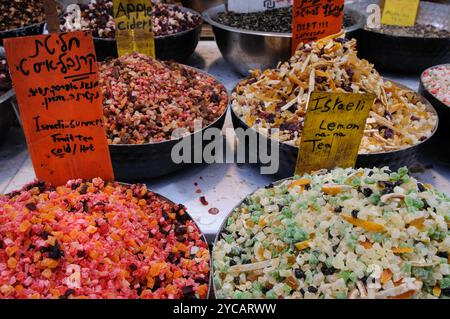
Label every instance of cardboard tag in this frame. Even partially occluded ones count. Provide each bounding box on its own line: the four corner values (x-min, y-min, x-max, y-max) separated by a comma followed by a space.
43, 0, 60, 34
4, 31, 114, 186
295, 92, 375, 175
228, 0, 292, 13
292, 0, 345, 53
113, 0, 156, 57
381, 0, 420, 27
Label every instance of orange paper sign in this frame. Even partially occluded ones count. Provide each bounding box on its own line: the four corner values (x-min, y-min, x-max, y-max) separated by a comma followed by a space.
292, 0, 345, 53
4, 31, 114, 186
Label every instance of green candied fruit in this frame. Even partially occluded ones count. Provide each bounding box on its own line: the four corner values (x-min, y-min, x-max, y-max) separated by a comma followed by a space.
389, 172, 400, 182
282, 207, 293, 219
405, 196, 424, 210
335, 292, 347, 299
214, 276, 222, 289
440, 276, 450, 289
364, 177, 376, 184
248, 204, 263, 212
340, 271, 351, 283
225, 234, 234, 244
371, 232, 384, 243
402, 262, 412, 274
227, 218, 234, 227
351, 178, 361, 187
412, 267, 433, 282
266, 290, 278, 299
428, 229, 447, 241
245, 238, 255, 247
269, 270, 282, 282
233, 291, 244, 299
283, 284, 292, 294
347, 235, 358, 250
308, 253, 319, 265
369, 194, 381, 205
398, 167, 409, 176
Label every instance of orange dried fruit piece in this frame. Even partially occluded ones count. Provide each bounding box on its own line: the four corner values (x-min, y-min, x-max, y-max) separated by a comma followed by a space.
295, 240, 311, 251
19, 220, 32, 233
392, 247, 414, 254
388, 290, 416, 299
359, 240, 373, 249
409, 217, 426, 231
381, 269, 393, 284
288, 178, 311, 189
433, 286, 441, 297
322, 185, 342, 196
341, 215, 386, 233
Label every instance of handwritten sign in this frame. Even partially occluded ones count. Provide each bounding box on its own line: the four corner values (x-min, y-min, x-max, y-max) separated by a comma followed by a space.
4, 31, 114, 186
228, 0, 292, 13
381, 0, 420, 27
295, 92, 374, 175
292, 0, 345, 53
113, 0, 155, 57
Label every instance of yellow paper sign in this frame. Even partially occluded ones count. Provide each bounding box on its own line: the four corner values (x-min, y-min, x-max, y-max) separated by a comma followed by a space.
381, 0, 420, 27
113, 0, 155, 57
295, 92, 375, 175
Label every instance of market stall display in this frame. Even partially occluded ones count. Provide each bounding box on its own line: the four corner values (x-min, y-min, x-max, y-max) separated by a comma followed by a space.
203, 4, 364, 76
0, 0, 47, 43
0, 58, 16, 142
213, 167, 450, 299
60, 0, 203, 61
0, 178, 210, 299
99, 52, 228, 180
231, 34, 438, 176
355, 1, 450, 73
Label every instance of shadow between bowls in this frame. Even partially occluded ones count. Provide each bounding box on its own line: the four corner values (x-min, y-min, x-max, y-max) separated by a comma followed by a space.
0, 89, 17, 144
0, 22, 46, 45
89, 5, 203, 62
203, 4, 365, 76
230, 80, 439, 179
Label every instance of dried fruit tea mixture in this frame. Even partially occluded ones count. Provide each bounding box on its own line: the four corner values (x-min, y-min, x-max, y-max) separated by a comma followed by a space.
0, 179, 210, 299
214, 167, 450, 299
99, 53, 227, 144
0, 0, 46, 31
231, 33, 437, 153
422, 64, 450, 106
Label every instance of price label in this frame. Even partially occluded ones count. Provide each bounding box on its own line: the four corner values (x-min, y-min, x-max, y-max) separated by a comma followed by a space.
292, 0, 345, 53
381, 0, 420, 27
4, 31, 114, 186
228, 0, 292, 13
113, 0, 155, 57
295, 92, 375, 175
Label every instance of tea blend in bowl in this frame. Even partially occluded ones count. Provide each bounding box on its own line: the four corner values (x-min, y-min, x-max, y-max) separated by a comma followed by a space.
365, 24, 450, 38
61, 0, 201, 38
99, 53, 228, 145
421, 64, 450, 106
213, 6, 355, 33
0, 0, 46, 32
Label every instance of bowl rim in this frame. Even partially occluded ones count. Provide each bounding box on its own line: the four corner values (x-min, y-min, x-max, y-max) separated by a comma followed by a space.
202, 4, 365, 38
360, 25, 450, 40
230, 79, 439, 156
0, 88, 15, 105
107, 64, 229, 148
419, 63, 450, 108
59, 3, 203, 42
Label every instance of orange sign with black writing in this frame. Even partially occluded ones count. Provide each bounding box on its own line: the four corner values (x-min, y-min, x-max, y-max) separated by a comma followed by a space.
4, 31, 114, 186
292, 0, 345, 53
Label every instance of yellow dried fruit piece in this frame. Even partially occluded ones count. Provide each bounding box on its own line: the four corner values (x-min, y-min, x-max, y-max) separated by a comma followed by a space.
322, 185, 342, 196
433, 286, 441, 297
359, 240, 373, 249
409, 217, 426, 231
381, 269, 393, 284
7, 258, 17, 269
288, 178, 311, 189
19, 220, 32, 233
341, 215, 386, 233
295, 240, 311, 251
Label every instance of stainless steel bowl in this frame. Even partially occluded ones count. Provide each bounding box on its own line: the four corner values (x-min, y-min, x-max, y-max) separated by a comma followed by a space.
203, 4, 365, 76
181, 0, 225, 13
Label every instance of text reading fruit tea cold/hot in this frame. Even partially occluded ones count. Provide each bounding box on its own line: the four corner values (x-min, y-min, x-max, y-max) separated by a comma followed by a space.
292, 0, 344, 53
113, 0, 155, 57
4, 31, 114, 186
295, 92, 374, 175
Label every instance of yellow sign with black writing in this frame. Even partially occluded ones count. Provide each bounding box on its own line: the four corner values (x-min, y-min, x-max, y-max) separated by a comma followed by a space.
295, 92, 375, 175
113, 0, 155, 57
381, 0, 420, 27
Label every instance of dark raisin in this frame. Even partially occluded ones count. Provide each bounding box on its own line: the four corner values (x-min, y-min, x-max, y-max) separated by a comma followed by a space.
442, 288, 450, 296
262, 286, 270, 294
195, 277, 207, 284
129, 263, 138, 271
299, 288, 305, 295
47, 242, 64, 260
234, 276, 240, 285
25, 203, 37, 211
79, 184, 88, 195
368, 171, 374, 177
362, 188, 373, 197
76, 250, 86, 258
332, 244, 339, 252
422, 199, 430, 210
174, 225, 187, 236
437, 251, 448, 259
321, 266, 336, 275
308, 286, 318, 293
294, 268, 305, 279
265, 183, 274, 189
351, 210, 359, 219
334, 206, 343, 213
230, 260, 237, 266
417, 183, 426, 192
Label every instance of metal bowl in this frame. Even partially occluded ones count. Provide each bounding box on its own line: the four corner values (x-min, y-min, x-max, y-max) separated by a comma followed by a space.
354, 1, 450, 74
0, 22, 46, 45
181, 0, 225, 13
109, 66, 228, 182
203, 4, 365, 76
0, 89, 16, 143
80, 5, 203, 62
230, 81, 439, 178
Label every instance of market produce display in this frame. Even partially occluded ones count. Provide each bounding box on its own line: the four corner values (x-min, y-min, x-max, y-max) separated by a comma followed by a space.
213, 167, 450, 299
0, 59, 11, 95
231, 34, 437, 154
364, 24, 450, 38
0, 0, 46, 32
60, 0, 202, 38
99, 52, 228, 144
214, 6, 356, 33
0, 179, 210, 299
421, 64, 450, 107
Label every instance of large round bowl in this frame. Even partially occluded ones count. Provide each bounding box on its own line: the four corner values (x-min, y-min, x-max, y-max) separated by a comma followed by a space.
84, 5, 203, 62
230, 81, 439, 178
181, 0, 225, 13
109, 66, 228, 182
0, 22, 45, 45
354, 1, 450, 74
203, 4, 365, 76
0, 89, 16, 143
